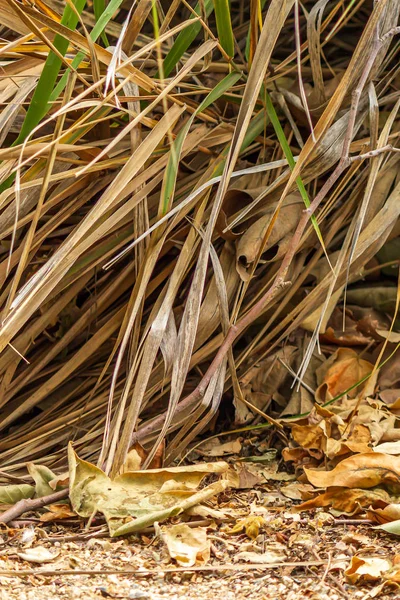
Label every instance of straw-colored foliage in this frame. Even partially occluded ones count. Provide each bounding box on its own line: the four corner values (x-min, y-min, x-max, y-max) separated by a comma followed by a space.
0, 0, 398, 479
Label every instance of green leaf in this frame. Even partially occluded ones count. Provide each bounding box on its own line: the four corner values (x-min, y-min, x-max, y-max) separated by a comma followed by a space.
15, 0, 88, 145
0, 484, 35, 505
197, 71, 242, 113
160, 71, 242, 214
51, 0, 125, 101
213, 0, 235, 58
27, 463, 57, 498
93, 0, 109, 46
161, 0, 214, 78
264, 92, 329, 259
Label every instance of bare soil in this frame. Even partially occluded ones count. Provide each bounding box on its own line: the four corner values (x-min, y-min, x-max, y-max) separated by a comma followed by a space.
1, 486, 399, 600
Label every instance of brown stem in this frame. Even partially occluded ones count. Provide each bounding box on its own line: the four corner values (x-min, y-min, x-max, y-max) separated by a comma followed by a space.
0, 488, 69, 525
350, 144, 400, 161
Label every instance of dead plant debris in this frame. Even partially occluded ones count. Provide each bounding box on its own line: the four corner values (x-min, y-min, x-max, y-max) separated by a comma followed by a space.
0, 0, 399, 598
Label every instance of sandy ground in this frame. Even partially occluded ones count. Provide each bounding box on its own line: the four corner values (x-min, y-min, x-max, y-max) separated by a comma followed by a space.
1, 505, 399, 600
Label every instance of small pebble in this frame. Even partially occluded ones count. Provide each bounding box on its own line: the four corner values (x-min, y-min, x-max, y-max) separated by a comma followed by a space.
129, 590, 149, 599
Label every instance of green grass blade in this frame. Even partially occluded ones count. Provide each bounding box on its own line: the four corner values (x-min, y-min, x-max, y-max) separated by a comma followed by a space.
197, 71, 242, 113
15, 0, 88, 146
161, 0, 214, 78
264, 92, 330, 264
213, 0, 234, 58
51, 0, 125, 101
94, 0, 109, 46
161, 71, 242, 214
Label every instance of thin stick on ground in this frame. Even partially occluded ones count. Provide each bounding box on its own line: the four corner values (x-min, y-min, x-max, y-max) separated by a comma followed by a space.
0, 489, 69, 525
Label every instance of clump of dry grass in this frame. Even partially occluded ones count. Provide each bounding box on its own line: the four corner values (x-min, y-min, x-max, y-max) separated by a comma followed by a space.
0, 0, 398, 477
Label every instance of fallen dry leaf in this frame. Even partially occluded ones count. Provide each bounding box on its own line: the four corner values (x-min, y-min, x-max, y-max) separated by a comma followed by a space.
290, 403, 371, 460
39, 503, 76, 522
195, 437, 242, 457
17, 546, 60, 564
369, 580, 400, 598
162, 523, 210, 567
68, 443, 230, 536
367, 503, 400, 524
345, 556, 392, 584
297, 486, 391, 514
280, 482, 316, 501
235, 194, 302, 281
305, 453, 400, 490
316, 348, 374, 402
234, 547, 286, 564
374, 441, 400, 455
223, 515, 266, 540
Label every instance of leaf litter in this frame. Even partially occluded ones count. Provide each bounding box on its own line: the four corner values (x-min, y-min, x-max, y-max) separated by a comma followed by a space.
0, 0, 399, 599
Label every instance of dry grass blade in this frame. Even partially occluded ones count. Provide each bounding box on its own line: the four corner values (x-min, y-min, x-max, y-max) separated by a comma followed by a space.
0, 0, 397, 491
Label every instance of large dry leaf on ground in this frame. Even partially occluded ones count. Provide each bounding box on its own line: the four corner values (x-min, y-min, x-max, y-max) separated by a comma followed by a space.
367, 504, 400, 525
345, 556, 392, 584
163, 523, 210, 567
374, 441, 400, 455
290, 403, 371, 459
316, 348, 374, 402
305, 453, 400, 490
68, 444, 229, 536
297, 486, 391, 514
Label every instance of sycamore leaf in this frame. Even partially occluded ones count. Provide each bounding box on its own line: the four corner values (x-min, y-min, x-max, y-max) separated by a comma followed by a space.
316, 348, 373, 402
297, 486, 390, 514
305, 453, 400, 490
68, 443, 229, 536
0, 484, 34, 505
